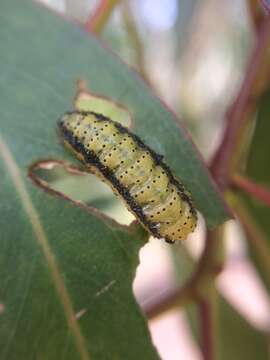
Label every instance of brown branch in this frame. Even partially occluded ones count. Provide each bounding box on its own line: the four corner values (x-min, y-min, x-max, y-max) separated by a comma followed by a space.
231, 196, 270, 288
143, 282, 196, 319
144, 228, 224, 319
199, 295, 216, 360
84, 0, 121, 33
144, 230, 222, 360
248, 0, 266, 32
210, 15, 270, 190
231, 174, 270, 207
122, 1, 150, 83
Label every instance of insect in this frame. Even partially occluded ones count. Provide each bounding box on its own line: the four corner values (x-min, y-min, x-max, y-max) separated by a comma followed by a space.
58, 111, 197, 243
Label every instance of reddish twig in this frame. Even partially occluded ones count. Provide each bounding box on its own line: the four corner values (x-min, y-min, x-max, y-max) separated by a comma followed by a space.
210, 16, 270, 190
199, 297, 216, 360
231, 195, 270, 287
248, 0, 266, 32
144, 229, 223, 319
231, 173, 270, 207
195, 231, 220, 360
144, 282, 197, 319
144, 230, 222, 360
122, 1, 150, 83
84, 0, 120, 33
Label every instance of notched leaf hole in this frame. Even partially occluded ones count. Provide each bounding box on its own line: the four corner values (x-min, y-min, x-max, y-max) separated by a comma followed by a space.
74, 79, 133, 129
28, 159, 135, 229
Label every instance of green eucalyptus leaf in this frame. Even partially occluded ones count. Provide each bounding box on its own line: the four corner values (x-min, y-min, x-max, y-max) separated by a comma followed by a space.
0, 0, 229, 359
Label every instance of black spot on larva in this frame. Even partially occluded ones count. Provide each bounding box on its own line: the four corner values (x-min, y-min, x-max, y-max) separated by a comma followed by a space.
58, 110, 197, 243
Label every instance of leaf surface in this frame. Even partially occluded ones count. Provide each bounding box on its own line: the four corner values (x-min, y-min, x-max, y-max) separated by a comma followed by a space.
0, 0, 229, 359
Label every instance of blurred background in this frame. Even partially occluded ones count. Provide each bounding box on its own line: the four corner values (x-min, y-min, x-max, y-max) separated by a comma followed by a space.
37, 1, 270, 359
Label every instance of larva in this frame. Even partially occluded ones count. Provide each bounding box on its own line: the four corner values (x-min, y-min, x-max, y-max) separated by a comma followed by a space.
58, 111, 197, 243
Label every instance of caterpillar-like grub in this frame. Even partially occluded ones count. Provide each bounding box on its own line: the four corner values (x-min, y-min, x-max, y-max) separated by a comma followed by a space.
58, 111, 197, 243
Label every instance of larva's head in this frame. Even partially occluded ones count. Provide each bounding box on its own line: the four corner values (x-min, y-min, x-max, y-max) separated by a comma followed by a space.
58, 111, 102, 146
58, 111, 120, 156
58, 112, 85, 136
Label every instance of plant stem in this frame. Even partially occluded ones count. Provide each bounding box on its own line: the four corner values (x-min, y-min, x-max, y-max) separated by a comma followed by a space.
210, 16, 270, 189
196, 230, 222, 360
144, 283, 196, 319
231, 174, 270, 207
248, 0, 265, 32
144, 228, 224, 320
84, 0, 121, 33
199, 292, 216, 360
231, 195, 270, 288
122, 1, 150, 83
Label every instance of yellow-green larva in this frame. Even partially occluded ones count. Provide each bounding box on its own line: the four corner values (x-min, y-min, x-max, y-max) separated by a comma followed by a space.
58, 111, 197, 243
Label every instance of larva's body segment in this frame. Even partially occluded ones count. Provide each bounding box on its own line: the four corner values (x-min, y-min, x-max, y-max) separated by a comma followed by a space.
58, 111, 197, 243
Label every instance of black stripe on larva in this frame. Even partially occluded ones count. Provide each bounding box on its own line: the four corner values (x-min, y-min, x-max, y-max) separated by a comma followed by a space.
58, 118, 161, 238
